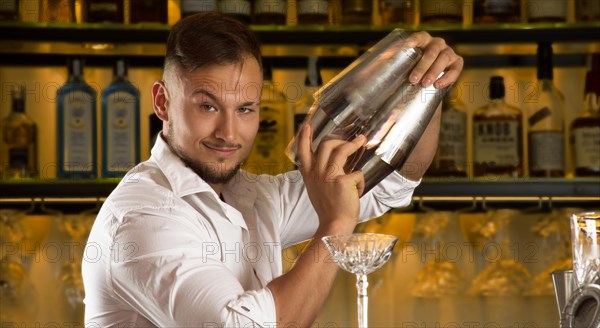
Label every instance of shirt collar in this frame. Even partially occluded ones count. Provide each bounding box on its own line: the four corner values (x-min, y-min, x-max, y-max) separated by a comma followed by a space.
150, 134, 217, 198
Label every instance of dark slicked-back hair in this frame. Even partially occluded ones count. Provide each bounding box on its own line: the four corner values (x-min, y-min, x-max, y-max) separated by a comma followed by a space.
164, 12, 262, 74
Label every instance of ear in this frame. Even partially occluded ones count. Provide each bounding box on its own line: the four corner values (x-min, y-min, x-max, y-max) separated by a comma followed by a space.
152, 80, 169, 122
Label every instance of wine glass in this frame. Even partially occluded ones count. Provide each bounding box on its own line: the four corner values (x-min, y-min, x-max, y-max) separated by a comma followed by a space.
322, 233, 399, 328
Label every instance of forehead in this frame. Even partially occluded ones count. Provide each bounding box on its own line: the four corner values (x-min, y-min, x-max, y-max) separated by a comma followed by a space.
180, 57, 262, 101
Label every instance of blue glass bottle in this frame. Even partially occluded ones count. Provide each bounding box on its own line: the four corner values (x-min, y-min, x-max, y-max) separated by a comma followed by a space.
56, 58, 97, 179
101, 59, 140, 178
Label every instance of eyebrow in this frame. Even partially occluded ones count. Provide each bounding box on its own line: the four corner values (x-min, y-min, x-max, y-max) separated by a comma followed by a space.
191, 88, 259, 107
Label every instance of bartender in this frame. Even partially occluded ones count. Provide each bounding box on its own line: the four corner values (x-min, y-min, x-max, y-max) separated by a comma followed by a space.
82, 12, 463, 327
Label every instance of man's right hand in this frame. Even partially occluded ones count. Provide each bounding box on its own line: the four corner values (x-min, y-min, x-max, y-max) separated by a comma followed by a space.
296, 124, 366, 235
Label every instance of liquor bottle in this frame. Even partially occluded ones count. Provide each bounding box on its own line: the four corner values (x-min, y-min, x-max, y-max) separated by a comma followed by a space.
56, 58, 97, 179
253, 0, 286, 24
420, 0, 462, 24
294, 55, 322, 135
341, 0, 372, 24
218, 0, 252, 24
130, 0, 167, 23
101, 59, 140, 178
430, 91, 467, 177
83, 0, 124, 23
380, 0, 416, 25
0, 85, 38, 180
528, 43, 565, 177
570, 53, 600, 177
39, 0, 74, 22
180, 0, 217, 17
473, 0, 520, 23
525, 0, 566, 22
576, 0, 600, 22
473, 76, 522, 177
245, 65, 290, 175
297, 0, 329, 24
0, 0, 18, 21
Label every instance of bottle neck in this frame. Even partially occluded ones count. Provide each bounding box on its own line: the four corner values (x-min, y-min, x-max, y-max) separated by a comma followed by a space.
583, 91, 600, 116
11, 86, 25, 114
68, 59, 85, 83
113, 59, 128, 82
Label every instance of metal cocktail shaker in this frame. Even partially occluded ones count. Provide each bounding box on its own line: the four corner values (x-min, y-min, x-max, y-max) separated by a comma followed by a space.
287, 28, 450, 194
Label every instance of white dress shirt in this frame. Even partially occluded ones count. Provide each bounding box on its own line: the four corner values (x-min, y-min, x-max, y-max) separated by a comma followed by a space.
82, 135, 419, 328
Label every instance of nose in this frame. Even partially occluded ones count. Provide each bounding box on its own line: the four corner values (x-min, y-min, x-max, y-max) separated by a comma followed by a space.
214, 111, 236, 142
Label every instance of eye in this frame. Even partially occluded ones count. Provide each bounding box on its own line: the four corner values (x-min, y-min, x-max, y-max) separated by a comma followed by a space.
199, 104, 216, 112
238, 107, 255, 114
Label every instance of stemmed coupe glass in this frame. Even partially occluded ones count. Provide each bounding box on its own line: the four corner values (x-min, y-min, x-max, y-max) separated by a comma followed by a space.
322, 233, 399, 328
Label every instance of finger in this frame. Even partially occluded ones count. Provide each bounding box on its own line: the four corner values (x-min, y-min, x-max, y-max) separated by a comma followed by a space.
346, 170, 365, 197
409, 37, 448, 86
315, 138, 350, 174
403, 31, 432, 49
433, 56, 464, 89
420, 47, 460, 88
296, 124, 313, 173
328, 134, 367, 169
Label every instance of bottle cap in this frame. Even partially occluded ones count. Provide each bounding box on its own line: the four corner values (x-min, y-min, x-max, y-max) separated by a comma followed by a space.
585, 53, 600, 95
68, 58, 83, 77
489, 76, 505, 99
11, 84, 25, 113
114, 59, 128, 78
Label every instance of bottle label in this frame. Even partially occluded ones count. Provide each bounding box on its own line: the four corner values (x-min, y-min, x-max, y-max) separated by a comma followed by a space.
526, 0, 566, 19
573, 127, 600, 170
63, 91, 94, 172
219, 0, 251, 15
8, 148, 28, 169
484, 0, 515, 14
181, 0, 217, 13
474, 121, 520, 166
421, 0, 462, 17
437, 109, 466, 164
528, 130, 565, 171
254, 0, 286, 15
106, 91, 136, 173
90, 2, 118, 13
298, 0, 329, 15
528, 106, 552, 126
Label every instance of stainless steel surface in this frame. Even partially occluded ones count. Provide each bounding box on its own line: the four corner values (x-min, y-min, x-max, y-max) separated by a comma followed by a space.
287, 28, 449, 194
561, 284, 600, 328
553, 270, 575, 321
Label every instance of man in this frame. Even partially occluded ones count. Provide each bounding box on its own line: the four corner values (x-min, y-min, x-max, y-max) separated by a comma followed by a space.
82, 12, 463, 327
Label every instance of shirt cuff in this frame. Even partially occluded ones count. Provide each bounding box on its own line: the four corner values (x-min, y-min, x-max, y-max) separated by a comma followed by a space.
372, 171, 421, 208
226, 288, 277, 328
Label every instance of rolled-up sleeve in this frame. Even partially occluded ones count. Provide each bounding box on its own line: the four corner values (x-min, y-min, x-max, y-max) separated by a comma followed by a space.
109, 212, 277, 327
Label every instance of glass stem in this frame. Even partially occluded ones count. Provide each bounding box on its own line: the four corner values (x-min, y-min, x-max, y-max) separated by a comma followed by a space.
356, 273, 369, 328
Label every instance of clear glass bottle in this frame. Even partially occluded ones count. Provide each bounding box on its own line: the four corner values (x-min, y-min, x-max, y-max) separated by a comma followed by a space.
0, 85, 38, 180
245, 65, 290, 175
297, 0, 329, 24
341, 0, 372, 24
218, 0, 252, 24
101, 59, 140, 178
473, 0, 520, 23
129, 0, 167, 23
0, 0, 19, 21
528, 43, 565, 178
83, 0, 124, 23
571, 53, 600, 177
180, 0, 217, 18
473, 76, 523, 177
430, 91, 467, 177
253, 0, 286, 24
420, 0, 462, 24
39, 0, 74, 23
525, 0, 566, 22
56, 58, 97, 179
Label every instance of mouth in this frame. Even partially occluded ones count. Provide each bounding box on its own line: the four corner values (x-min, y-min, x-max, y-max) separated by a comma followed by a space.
203, 142, 241, 157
